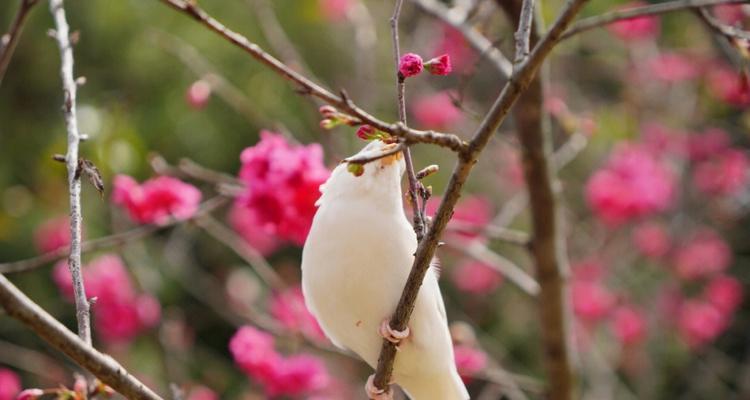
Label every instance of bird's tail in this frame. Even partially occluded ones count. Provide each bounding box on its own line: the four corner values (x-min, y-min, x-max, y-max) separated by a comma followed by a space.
398, 370, 469, 400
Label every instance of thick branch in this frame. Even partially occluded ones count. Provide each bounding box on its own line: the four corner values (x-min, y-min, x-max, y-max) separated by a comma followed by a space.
158, 0, 466, 153
0, 274, 163, 400
0, 0, 39, 86
49, 0, 90, 345
373, 0, 590, 390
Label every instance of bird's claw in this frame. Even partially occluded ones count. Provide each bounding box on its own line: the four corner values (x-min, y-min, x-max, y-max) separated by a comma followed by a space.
379, 319, 410, 346
365, 374, 393, 400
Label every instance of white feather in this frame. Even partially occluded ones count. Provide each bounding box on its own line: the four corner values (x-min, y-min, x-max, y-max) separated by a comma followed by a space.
302, 140, 469, 400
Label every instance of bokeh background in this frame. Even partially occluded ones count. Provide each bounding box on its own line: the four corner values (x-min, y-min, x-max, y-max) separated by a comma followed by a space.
1, 0, 750, 399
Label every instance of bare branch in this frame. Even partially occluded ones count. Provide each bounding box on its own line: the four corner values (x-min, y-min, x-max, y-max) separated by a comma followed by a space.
0, 0, 39, 87
561, 0, 749, 40
513, 0, 536, 66
697, 6, 750, 41
0, 274, 164, 399
343, 142, 406, 164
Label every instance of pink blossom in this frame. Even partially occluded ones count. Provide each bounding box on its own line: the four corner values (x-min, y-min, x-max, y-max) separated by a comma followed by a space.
713, 4, 746, 25
33, 217, 71, 253
0, 369, 21, 400
611, 305, 646, 346
186, 80, 211, 110
266, 355, 330, 397
692, 149, 748, 197
572, 259, 606, 282
187, 386, 218, 400
230, 326, 282, 383
454, 345, 487, 382
398, 53, 424, 78
356, 125, 377, 141
411, 92, 463, 130
646, 53, 700, 82
270, 286, 327, 341
424, 54, 452, 76
425, 196, 492, 241
632, 221, 671, 259
641, 123, 685, 156
228, 202, 281, 256
704, 275, 743, 313
586, 144, 676, 226
452, 260, 503, 294
608, 2, 660, 41
678, 300, 727, 348
14, 389, 43, 400
237, 131, 330, 245
432, 25, 475, 73
672, 229, 732, 280
707, 64, 750, 106
318, 0, 351, 22
572, 280, 616, 322
112, 175, 202, 225
686, 128, 730, 162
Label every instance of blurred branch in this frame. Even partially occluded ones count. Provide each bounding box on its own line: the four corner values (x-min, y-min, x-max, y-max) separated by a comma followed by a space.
447, 221, 530, 245
0, 339, 68, 383
0, 274, 164, 399
372, 0, 590, 391
513, 0, 535, 67
413, 0, 513, 77
561, 0, 749, 40
158, 0, 467, 153
49, 0, 91, 345
149, 153, 242, 186
0, 0, 39, 87
0, 196, 229, 274
697, 6, 750, 41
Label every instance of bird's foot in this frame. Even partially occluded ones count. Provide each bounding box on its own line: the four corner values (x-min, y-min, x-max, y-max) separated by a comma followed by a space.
365, 374, 393, 400
379, 318, 410, 346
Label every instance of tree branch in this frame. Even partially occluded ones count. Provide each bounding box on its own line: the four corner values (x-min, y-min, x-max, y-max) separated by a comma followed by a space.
513, 0, 535, 66
697, 6, 750, 41
372, 0, 590, 391
0, 274, 164, 399
0, 0, 39, 87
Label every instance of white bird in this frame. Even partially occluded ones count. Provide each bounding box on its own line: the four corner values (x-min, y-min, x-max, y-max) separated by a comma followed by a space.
302, 140, 469, 400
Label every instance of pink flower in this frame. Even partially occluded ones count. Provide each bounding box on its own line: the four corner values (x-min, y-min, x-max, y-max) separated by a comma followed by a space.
356, 125, 377, 141
0, 369, 21, 400
704, 275, 743, 313
187, 386, 218, 400
14, 389, 43, 400
266, 355, 330, 397
692, 149, 748, 197
33, 217, 71, 253
432, 25, 475, 73
318, 0, 351, 21
611, 305, 646, 346
186, 80, 211, 110
713, 4, 746, 25
398, 53, 424, 78
572, 280, 616, 322
112, 175, 202, 225
411, 92, 463, 130
424, 54, 452, 75
608, 2, 660, 41
230, 326, 282, 382
677, 300, 727, 348
454, 345, 487, 382
672, 229, 732, 280
228, 202, 281, 256
270, 286, 327, 342
237, 131, 330, 245
586, 144, 676, 226
646, 53, 700, 83
632, 221, 671, 259
686, 128, 730, 162
452, 260, 503, 294
426, 196, 492, 241
707, 64, 750, 106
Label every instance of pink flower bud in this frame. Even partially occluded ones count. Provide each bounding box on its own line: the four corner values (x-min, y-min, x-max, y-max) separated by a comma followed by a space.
424, 54, 452, 76
398, 53, 423, 78
356, 125, 376, 140
318, 105, 337, 117
186, 80, 212, 110
319, 119, 339, 130
16, 389, 44, 400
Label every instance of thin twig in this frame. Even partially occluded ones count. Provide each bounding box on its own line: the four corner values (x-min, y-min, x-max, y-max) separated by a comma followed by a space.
0, 339, 68, 383
0, 0, 39, 86
49, 0, 90, 345
158, 0, 467, 153
372, 0, 590, 391
0, 274, 164, 399
343, 142, 406, 164
561, 0, 749, 40
697, 6, 750, 41
513, 0, 535, 66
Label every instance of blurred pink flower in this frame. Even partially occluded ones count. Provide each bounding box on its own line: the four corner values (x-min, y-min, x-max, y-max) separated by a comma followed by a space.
318, 0, 351, 22
270, 286, 327, 342
572, 280, 616, 322
586, 144, 676, 226
432, 25, 475, 73
33, 217, 71, 253
641, 123, 686, 156
398, 53, 424, 78
707, 64, 750, 106
187, 386, 218, 400
15, 389, 43, 400
426, 196, 492, 241
230, 326, 282, 383
611, 305, 646, 346
672, 229, 731, 280
266, 355, 330, 397
411, 92, 463, 130
53, 254, 160, 343
713, 4, 746, 25
632, 221, 671, 259
704, 275, 743, 313
678, 300, 727, 348
692, 149, 748, 197
112, 175, 202, 225
686, 128, 730, 162
646, 53, 700, 82
0, 368, 21, 400
186, 80, 211, 110
228, 202, 281, 256
237, 131, 330, 246
452, 260, 503, 294
572, 259, 606, 282
424, 54, 452, 76
454, 345, 487, 382
608, 2, 660, 41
